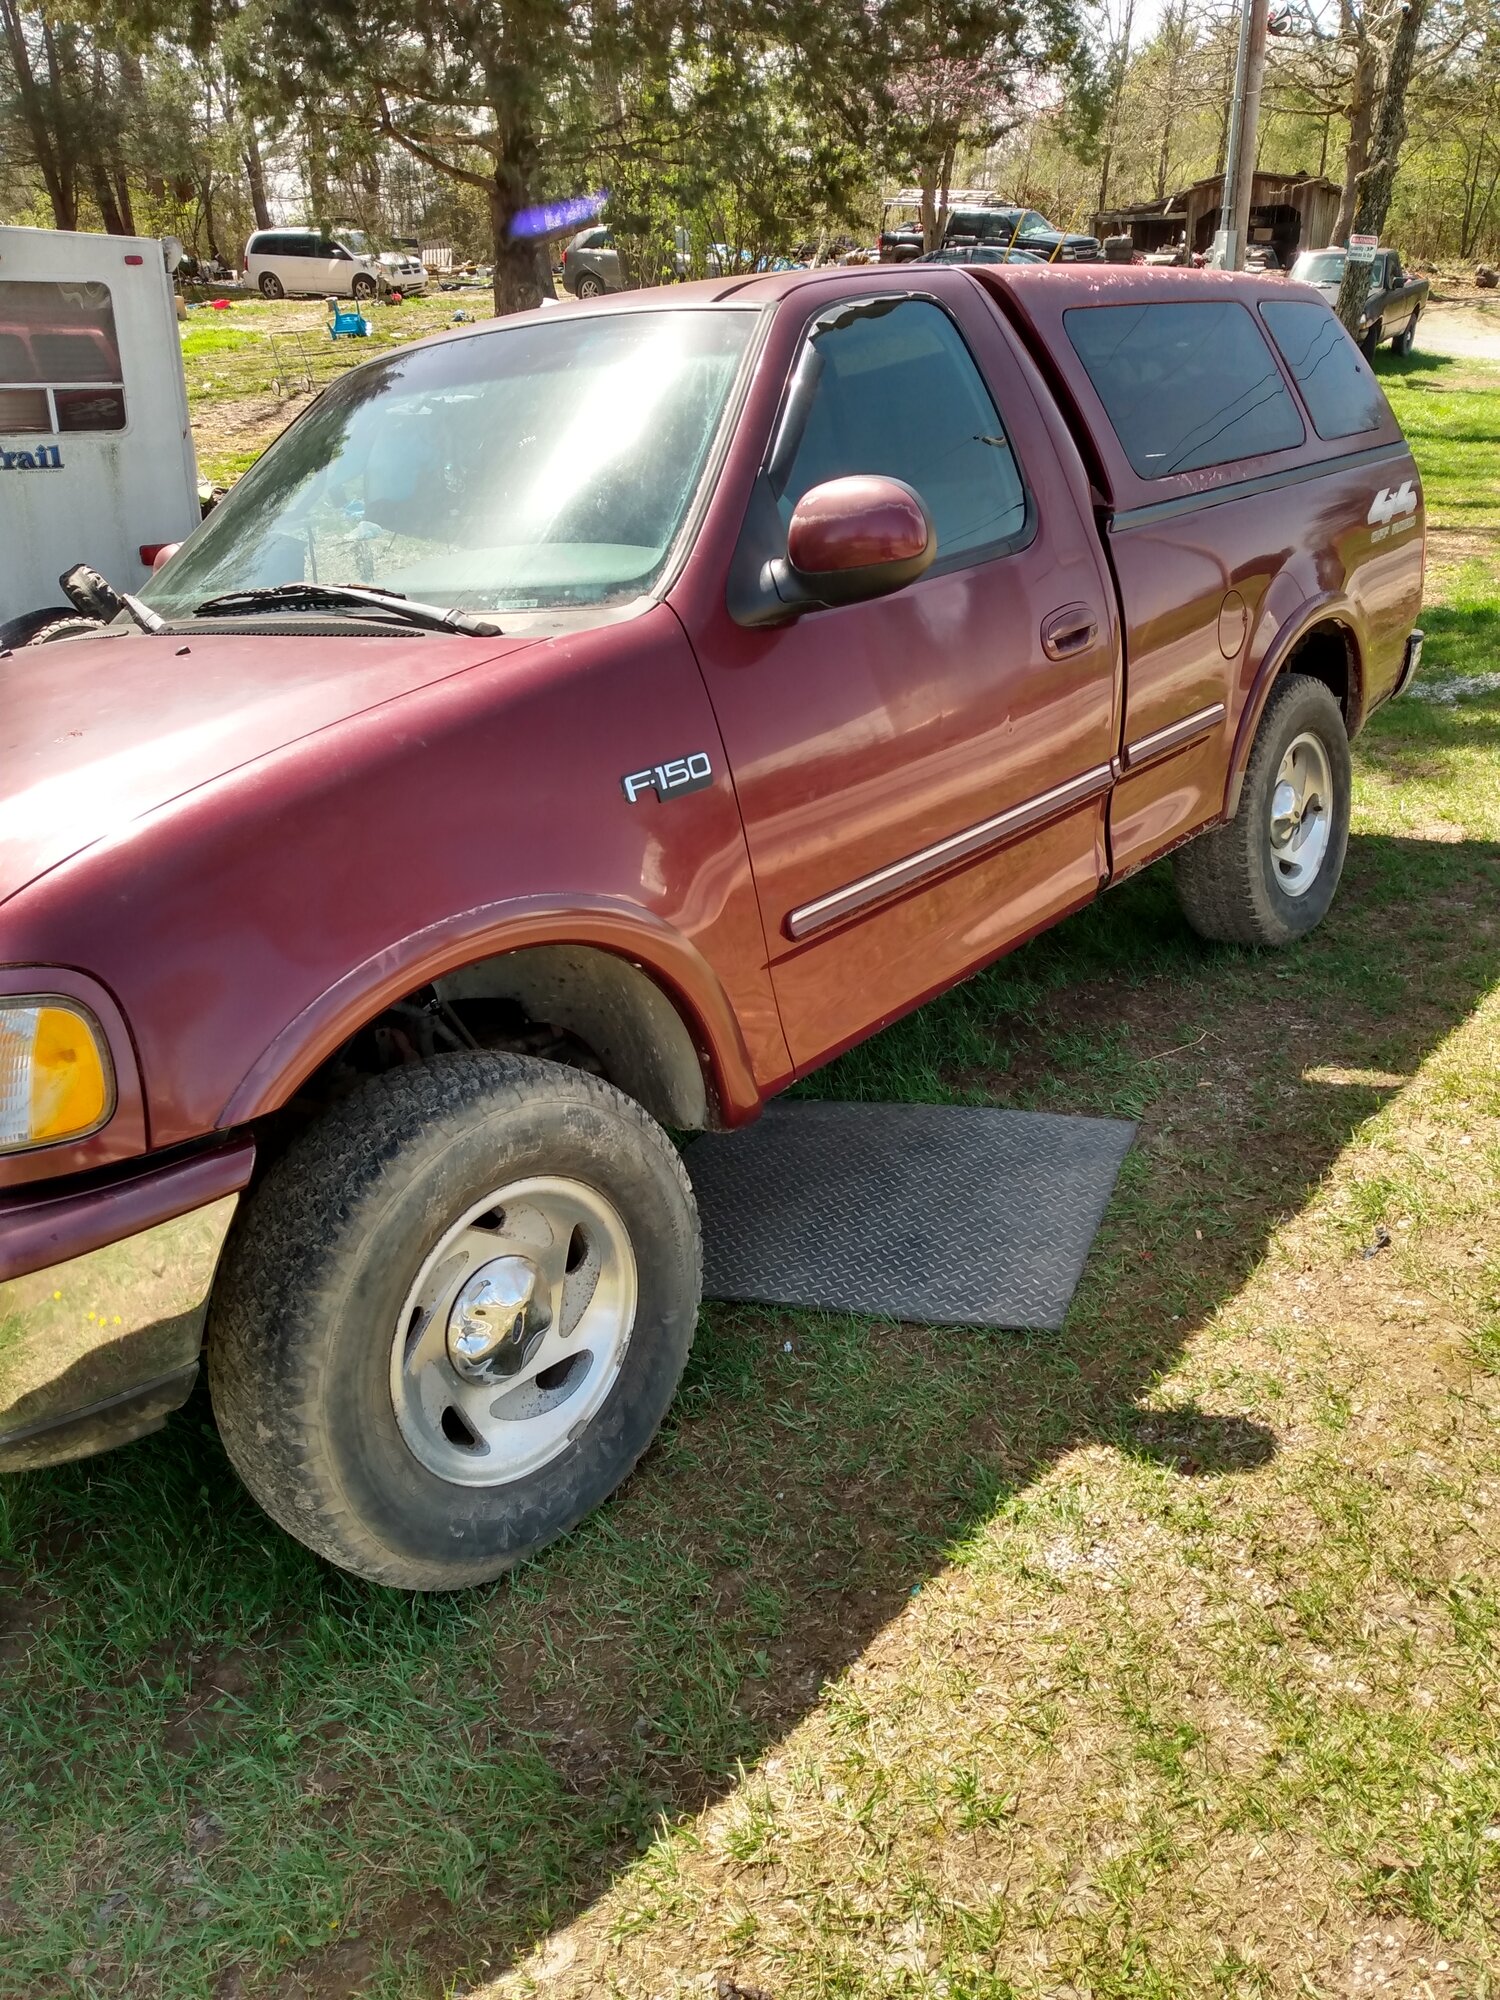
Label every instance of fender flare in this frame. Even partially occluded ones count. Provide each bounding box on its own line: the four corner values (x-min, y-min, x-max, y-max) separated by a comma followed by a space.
1223, 597, 1362, 819
218, 895, 762, 1130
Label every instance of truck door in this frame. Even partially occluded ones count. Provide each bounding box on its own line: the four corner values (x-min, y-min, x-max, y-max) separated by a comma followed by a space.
679, 282, 1120, 1072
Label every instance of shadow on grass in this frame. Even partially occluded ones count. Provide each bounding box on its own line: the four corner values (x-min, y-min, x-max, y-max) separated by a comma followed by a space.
3, 830, 1499, 1998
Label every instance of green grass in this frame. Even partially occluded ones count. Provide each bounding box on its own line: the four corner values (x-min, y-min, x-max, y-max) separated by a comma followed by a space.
2, 353, 1498, 2000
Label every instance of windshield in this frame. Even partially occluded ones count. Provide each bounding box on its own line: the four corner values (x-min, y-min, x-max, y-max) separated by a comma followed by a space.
142, 309, 757, 620
339, 230, 373, 255
1293, 251, 1347, 285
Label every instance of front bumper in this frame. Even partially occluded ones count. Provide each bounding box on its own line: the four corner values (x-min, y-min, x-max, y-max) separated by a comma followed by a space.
0, 1141, 253, 1471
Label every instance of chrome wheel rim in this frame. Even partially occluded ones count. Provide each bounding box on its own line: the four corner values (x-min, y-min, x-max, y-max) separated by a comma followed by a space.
1268, 730, 1333, 898
390, 1176, 637, 1487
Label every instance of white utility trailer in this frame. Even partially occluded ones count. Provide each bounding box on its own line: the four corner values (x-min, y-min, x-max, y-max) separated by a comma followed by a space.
1, 224, 200, 646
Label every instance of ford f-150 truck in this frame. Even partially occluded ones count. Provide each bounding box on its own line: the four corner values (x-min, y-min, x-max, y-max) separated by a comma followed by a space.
0, 263, 1424, 1588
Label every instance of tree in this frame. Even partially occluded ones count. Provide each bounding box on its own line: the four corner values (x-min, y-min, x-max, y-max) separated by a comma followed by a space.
1335, 0, 1426, 335
242, 0, 691, 314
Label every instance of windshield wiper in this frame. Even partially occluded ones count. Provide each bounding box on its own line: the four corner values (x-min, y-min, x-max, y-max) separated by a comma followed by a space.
191, 583, 503, 636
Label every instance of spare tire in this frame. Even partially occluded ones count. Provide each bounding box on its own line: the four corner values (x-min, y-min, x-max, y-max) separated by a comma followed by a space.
25, 614, 105, 645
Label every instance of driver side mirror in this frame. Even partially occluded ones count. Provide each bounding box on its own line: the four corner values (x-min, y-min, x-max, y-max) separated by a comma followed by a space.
783, 475, 936, 609
726, 471, 937, 629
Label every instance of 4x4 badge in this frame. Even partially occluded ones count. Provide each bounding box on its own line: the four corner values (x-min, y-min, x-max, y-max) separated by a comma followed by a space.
621, 753, 713, 803
1367, 481, 1417, 527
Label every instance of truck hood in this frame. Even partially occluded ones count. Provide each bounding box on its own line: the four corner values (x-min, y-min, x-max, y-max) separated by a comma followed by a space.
0, 626, 539, 904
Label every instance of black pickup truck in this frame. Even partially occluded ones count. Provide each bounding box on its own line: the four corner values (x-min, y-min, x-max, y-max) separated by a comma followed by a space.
1290, 246, 1428, 358
882, 204, 1101, 264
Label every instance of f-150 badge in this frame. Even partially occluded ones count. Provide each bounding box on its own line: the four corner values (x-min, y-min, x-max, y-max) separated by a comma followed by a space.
1367, 481, 1418, 538
621, 753, 713, 803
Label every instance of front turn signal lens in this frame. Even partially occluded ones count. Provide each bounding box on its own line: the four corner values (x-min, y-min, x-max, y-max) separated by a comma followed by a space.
0, 1001, 113, 1151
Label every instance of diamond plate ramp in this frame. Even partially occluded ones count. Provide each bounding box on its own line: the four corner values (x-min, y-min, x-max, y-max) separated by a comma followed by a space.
688, 1101, 1135, 1330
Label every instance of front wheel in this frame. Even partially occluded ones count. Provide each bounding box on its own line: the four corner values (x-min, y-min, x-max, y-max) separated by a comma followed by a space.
351, 273, 378, 302
258, 271, 285, 299
207, 1054, 701, 1589
1172, 672, 1351, 947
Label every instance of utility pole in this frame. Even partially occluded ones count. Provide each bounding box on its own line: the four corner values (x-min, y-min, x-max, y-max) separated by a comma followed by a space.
1213, 0, 1270, 269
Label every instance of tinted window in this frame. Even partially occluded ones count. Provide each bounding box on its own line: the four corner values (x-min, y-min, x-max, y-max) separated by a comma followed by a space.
0, 280, 124, 433
1065, 300, 1303, 477
1260, 299, 1386, 440
775, 298, 1027, 561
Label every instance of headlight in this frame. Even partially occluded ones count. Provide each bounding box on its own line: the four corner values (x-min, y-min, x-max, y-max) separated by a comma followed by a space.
0, 1000, 113, 1152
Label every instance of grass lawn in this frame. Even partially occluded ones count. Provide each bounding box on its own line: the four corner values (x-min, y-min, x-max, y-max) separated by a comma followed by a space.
2, 349, 1498, 2000
179, 291, 497, 489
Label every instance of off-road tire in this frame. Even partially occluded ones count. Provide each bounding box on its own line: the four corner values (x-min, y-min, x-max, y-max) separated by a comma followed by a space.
25, 614, 104, 645
351, 274, 378, 302
258, 272, 285, 299
1172, 672, 1351, 947
207, 1052, 701, 1589
1394, 308, 1419, 356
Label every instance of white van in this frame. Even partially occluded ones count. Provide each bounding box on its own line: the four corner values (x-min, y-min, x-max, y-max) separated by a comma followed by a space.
0, 224, 201, 647
244, 227, 425, 300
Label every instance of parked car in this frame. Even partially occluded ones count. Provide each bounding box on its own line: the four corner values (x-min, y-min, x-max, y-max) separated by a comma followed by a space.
1289, 245, 1427, 357
882, 205, 1101, 263
915, 245, 1046, 266
0, 265, 1423, 1588
0, 224, 200, 648
561, 225, 700, 296
244, 227, 426, 301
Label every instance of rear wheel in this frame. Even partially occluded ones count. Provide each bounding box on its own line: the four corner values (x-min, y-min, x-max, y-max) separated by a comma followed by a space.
207, 1053, 701, 1589
1360, 318, 1383, 360
1394, 307, 1419, 356
575, 272, 606, 300
258, 271, 285, 299
1172, 672, 1351, 947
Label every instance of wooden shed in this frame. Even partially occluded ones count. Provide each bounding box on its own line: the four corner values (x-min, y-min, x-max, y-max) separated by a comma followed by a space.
1094, 170, 1341, 268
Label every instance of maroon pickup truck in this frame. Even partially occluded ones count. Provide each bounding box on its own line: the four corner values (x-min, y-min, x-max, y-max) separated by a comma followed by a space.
0, 265, 1424, 1588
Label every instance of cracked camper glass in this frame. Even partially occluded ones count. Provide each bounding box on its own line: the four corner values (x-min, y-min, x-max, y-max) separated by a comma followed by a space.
0, 280, 126, 436
1064, 299, 1304, 478
142, 309, 756, 621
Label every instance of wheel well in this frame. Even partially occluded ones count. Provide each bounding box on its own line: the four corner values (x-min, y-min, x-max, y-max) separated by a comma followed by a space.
1284, 622, 1357, 722
273, 945, 714, 1152
434, 946, 711, 1129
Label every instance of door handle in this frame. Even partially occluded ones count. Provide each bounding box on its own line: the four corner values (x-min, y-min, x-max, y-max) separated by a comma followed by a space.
1041, 605, 1099, 661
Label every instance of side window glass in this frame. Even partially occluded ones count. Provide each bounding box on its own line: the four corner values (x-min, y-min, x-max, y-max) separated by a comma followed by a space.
774, 298, 1028, 563
1260, 299, 1386, 440
1065, 299, 1304, 477
0, 280, 125, 434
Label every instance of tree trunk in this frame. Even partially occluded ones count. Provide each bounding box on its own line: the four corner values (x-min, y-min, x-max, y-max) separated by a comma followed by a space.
1336, 0, 1427, 337
244, 123, 272, 231
920, 176, 939, 254
489, 168, 544, 315
0, 0, 74, 228
1097, 0, 1136, 218
1332, 39, 1379, 242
